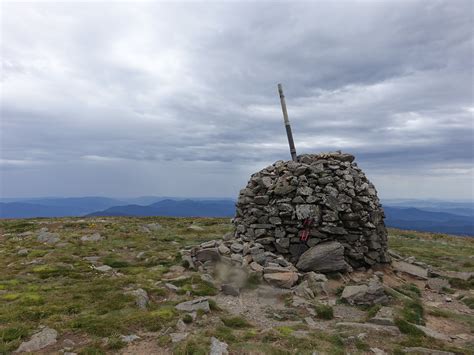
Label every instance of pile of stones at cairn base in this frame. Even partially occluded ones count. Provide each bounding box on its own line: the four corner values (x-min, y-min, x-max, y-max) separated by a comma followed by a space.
180, 151, 391, 294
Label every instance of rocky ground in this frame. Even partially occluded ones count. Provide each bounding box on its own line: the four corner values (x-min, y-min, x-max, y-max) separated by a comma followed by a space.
0, 218, 473, 354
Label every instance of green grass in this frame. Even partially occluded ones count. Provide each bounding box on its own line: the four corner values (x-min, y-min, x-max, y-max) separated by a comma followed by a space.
1, 219, 471, 354
462, 297, 474, 309
394, 318, 425, 337
400, 299, 424, 325
221, 316, 252, 328
0, 216, 232, 353
314, 304, 334, 320
388, 228, 474, 272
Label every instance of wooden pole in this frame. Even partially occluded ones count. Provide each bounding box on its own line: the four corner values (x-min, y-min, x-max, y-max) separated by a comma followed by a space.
278, 83, 297, 161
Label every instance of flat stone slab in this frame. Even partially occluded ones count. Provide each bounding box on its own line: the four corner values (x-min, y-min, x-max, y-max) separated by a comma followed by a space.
336, 322, 401, 336
369, 306, 395, 326
414, 325, 450, 341
175, 297, 210, 313
393, 261, 428, 279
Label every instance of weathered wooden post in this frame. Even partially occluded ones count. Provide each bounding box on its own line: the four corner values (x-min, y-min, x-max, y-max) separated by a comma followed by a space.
278, 83, 297, 162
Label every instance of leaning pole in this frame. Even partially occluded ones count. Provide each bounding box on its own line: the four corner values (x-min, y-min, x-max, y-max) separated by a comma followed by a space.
278, 83, 297, 162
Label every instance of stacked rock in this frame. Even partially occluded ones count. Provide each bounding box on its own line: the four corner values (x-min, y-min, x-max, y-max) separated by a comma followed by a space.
233, 151, 391, 271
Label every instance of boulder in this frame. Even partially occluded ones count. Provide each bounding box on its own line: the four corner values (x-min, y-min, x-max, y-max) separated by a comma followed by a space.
296, 241, 348, 273
263, 272, 298, 289
15, 327, 58, 353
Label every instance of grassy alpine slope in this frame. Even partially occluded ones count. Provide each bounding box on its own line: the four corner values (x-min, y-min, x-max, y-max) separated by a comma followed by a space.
0, 218, 473, 354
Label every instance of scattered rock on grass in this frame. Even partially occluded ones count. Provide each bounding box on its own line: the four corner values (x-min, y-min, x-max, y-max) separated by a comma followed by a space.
175, 298, 210, 313
17, 249, 29, 256
95, 265, 113, 272
210, 337, 229, 355
80, 233, 103, 242
170, 332, 188, 343
37, 230, 60, 244
120, 334, 140, 343
127, 288, 149, 309
15, 327, 58, 353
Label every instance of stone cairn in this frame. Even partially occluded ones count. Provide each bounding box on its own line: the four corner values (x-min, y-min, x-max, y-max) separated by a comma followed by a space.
182, 151, 391, 292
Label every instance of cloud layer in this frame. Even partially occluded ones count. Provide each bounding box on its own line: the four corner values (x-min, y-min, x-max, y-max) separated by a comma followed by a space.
1, 1, 473, 199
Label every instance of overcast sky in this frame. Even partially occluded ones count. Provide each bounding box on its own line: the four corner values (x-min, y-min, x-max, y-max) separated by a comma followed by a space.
1, 0, 473, 200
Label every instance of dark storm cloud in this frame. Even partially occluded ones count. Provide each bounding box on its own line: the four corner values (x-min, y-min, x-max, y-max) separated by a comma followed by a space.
1, 0, 472, 199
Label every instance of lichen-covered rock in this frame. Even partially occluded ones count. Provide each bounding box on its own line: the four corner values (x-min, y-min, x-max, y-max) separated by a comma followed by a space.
296, 241, 349, 273
233, 152, 390, 270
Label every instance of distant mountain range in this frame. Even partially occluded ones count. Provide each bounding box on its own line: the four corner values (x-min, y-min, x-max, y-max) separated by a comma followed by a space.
86, 199, 235, 218
0, 196, 472, 236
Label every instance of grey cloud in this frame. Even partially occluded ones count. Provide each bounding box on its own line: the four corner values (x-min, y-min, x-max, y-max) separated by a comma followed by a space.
1, 0, 472, 199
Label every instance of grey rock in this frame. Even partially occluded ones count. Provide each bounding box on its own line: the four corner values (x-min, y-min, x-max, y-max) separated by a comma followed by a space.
414, 325, 450, 341
37, 231, 60, 244
221, 283, 240, 296
210, 337, 229, 355
369, 307, 395, 326
263, 272, 298, 288
296, 241, 348, 273
170, 332, 188, 343
336, 322, 400, 336
230, 243, 244, 253
128, 288, 149, 309
17, 249, 29, 256
95, 265, 113, 272
254, 195, 270, 205
15, 327, 58, 353
80, 233, 103, 242
341, 277, 387, 306
426, 278, 450, 292
120, 334, 140, 343
393, 261, 428, 279
196, 248, 220, 262
175, 298, 210, 313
